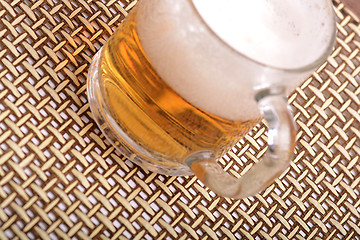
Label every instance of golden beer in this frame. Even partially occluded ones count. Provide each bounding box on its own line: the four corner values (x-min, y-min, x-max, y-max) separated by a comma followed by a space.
93, 9, 259, 173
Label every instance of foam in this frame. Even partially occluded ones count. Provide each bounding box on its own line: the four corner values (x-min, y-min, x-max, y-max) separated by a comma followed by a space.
136, 0, 335, 120
192, 0, 334, 69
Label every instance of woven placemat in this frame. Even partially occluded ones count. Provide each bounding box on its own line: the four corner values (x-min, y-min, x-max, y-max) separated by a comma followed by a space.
0, 0, 360, 239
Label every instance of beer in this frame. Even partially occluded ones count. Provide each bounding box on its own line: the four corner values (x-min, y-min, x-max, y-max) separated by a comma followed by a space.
99, 8, 259, 170
90, 0, 335, 174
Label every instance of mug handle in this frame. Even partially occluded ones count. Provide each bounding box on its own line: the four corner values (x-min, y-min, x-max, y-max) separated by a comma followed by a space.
186, 87, 296, 199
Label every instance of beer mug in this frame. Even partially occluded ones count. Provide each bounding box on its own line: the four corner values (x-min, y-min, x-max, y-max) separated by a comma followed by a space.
87, 0, 336, 198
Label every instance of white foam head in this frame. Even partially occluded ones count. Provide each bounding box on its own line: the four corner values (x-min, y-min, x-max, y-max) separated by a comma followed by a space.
137, 0, 335, 120
192, 0, 335, 69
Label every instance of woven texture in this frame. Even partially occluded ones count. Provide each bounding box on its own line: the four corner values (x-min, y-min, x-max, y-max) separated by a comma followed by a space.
0, 0, 360, 239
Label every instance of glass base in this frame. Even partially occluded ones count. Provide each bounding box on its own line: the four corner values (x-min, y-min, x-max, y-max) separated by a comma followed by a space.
87, 48, 192, 176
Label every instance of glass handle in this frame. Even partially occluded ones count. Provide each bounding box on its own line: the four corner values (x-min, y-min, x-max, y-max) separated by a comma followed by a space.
186, 88, 296, 199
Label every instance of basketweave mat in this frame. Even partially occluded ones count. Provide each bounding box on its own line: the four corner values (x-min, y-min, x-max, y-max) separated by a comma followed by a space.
0, 0, 360, 239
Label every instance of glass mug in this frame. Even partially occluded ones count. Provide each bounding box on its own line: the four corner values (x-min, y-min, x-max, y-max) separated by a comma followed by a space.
87, 0, 336, 198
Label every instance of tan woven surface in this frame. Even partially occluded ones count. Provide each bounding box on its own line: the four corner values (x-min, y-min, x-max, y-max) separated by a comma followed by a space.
0, 0, 360, 239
